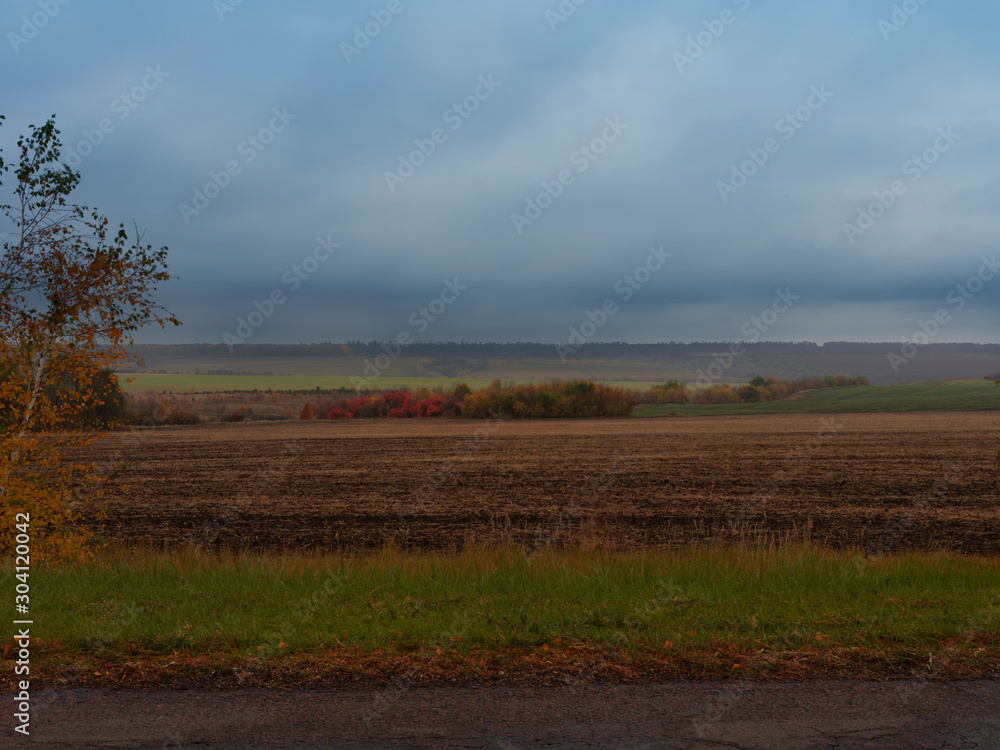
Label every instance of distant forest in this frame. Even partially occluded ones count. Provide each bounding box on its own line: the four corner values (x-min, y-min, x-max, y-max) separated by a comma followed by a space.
130, 341, 1000, 360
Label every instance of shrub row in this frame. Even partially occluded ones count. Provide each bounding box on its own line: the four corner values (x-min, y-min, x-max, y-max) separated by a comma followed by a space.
303, 380, 634, 420
637, 374, 869, 406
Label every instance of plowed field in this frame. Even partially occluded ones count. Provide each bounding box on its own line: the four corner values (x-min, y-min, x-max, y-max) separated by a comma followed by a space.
91, 413, 1000, 554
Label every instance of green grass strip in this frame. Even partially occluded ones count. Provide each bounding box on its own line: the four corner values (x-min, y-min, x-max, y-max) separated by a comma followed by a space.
634, 379, 1000, 415
9, 544, 1000, 660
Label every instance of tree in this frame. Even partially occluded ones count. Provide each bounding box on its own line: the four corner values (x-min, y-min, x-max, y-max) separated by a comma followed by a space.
0, 114, 178, 563
1, 362, 129, 430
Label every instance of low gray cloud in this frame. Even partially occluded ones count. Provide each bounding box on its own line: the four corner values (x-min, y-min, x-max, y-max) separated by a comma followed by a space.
2, 0, 998, 346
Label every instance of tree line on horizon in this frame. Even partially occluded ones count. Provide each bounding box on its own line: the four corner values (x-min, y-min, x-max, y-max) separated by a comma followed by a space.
126, 341, 1000, 360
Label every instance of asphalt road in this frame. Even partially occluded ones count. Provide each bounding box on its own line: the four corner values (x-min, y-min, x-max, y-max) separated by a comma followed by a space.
5, 680, 1000, 749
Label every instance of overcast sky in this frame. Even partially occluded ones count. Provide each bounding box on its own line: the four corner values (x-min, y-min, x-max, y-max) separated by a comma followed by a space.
2, 0, 999, 346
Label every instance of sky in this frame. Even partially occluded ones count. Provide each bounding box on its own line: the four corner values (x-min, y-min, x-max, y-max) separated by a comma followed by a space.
2, 0, 999, 347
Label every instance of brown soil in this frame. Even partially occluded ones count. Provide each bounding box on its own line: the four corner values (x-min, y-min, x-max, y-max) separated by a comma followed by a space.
90, 413, 1000, 554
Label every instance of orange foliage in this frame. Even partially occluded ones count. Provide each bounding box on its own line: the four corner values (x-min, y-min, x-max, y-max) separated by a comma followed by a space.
320, 380, 633, 420
0, 115, 177, 564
